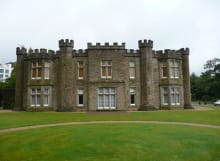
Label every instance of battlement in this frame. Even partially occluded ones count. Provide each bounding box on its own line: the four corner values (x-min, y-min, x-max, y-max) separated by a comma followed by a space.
74, 49, 87, 54
16, 47, 27, 55
138, 39, 153, 48
59, 39, 74, 48
28, 48, 55, 54
87, 42, 125, 50
177, 48, 189, 55
126, 49, 139, 54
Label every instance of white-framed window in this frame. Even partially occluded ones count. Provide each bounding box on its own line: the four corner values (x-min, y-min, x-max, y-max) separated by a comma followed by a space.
101, 61, 112, 79
77, 89, 84, 106
31, 62, 42, 79
130, 87, 136, 106
78, 61, 84, 79
129, 62, 135, 79
43, 88, 49, 106
161, 62, 168, 78
161, 87, 169, 105
97, 88, 116, 110
170, 60, 179, 79
170, 87, 180, 105
44, 62, 50, 79
31, 88, 41, 106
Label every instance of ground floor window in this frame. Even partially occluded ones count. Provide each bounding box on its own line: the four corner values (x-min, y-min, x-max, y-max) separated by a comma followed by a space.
130, 87, 136, 106
30, 87, 50, 107
77, 89, 84, 106
31, 88, 41, 106
170, 87, 180, 105
161, 87, 181, 106
97, 88, 116, 110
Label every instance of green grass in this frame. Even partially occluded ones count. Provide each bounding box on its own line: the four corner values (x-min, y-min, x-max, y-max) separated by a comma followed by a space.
0, 124, 220, 161
0, 106, 220, 130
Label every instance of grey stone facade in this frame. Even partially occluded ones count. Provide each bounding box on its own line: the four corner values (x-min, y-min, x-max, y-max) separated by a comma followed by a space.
15, 39, 192, 112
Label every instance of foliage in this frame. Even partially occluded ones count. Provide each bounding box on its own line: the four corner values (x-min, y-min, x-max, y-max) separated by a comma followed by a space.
191, 58, 220, 102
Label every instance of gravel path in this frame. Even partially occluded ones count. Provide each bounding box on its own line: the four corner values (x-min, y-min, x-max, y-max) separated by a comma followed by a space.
0, 121, 220, 134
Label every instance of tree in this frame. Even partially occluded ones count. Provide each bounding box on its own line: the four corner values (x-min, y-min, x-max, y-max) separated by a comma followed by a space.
191, 58, 220, 102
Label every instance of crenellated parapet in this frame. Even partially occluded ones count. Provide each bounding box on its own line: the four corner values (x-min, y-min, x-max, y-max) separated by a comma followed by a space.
24, 48, 57, 60
177, 48, 189, 55
74, 49, 87, 54
16, 47, 27, 55
59, 39, 74, 48
87, 42, 125, 50
126, 49, 139, 54
138, 39, 153, 48
156, 49, 184, 59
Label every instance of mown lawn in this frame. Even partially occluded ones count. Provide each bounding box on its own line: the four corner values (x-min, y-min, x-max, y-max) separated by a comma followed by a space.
0, 106, 220, 130
0, 124, 220, 161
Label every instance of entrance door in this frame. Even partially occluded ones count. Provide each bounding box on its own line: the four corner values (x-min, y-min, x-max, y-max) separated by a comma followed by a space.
97, 88, 116, 110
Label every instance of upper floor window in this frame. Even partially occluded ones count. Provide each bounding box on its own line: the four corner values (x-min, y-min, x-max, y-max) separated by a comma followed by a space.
32, 62, 42, 79
31, 62, 50, 80
170, 61, 179, 79
101, 60, 112, 79
44, 62, 50, 79
161, 62, 168, 78
129, 62, 135, 79
78, 61, 84, 79
0, 69, 3, 73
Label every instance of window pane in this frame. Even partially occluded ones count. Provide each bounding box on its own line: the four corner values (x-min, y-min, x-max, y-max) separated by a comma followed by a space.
79, 95, 83, 105
32, 69, 36, 78
38, 68, 42, 77
37, 95, 40, 105
108, 67, 112, 77
44, 95, 49, 105
162, 67, 168, 77
102, 67, 106, 77
131, 95, 135, 104
79, 68, 83, 78
129, 62, 135, 67
44, 68, 49, 79
130, 68, 135, 78
31, 95, 36, 105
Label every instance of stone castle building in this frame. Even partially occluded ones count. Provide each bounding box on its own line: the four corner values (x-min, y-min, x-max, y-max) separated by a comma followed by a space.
15, 39, 192, 111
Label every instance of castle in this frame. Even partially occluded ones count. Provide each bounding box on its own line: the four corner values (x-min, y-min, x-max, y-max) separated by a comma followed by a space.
15, 39, 192, 111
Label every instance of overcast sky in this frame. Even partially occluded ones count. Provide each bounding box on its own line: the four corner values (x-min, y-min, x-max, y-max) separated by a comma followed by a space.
0, 0, 219, 75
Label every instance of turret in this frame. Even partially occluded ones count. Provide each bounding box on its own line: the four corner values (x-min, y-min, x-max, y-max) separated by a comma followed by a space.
59, 39, 74, 50
57, 39, 74, 111
182, 48, 193, 109
139, 39, 157, 110
15, 47, 27, 110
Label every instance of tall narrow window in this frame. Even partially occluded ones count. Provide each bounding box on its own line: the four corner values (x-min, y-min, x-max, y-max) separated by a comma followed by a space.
98, 88, 116, 110
101, 61, 112, 78
129, 62, 135, 79
44, 62, 50, 79
31, 88, 41, 106
78, 61, 84, 79
77, 89, 84, 106
161, 87, 169, 105
130, 88, 136, 106
31, 62, 42, 79
170, 87, 180, 105
43, 88, 49, 106
161, 62, 168, 78
170, 61, 179, 78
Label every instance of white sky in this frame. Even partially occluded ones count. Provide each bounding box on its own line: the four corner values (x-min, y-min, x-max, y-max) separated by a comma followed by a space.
0, 0, 220, 75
